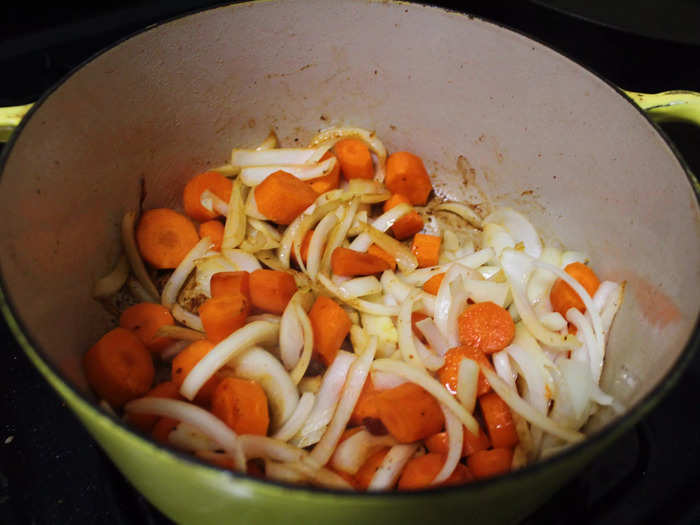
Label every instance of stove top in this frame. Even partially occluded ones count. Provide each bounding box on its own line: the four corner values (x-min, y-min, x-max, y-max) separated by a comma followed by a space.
1, 2, 699, 524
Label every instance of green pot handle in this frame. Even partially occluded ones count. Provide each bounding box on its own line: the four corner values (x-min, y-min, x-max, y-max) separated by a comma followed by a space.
624, 90, 700, 126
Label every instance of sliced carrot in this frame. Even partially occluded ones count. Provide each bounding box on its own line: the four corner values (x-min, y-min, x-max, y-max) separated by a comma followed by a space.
254, 170, 318, 225
308, 151, 341, 194
462, 426, 491, 456
349, 378, 380, 426
183, 171, 233, 222
171, 340, 220, 405
376, 383, 444, 443
411, 233, 441, 268
424, 432, 450, 455
479, 392, 519, 449
367, 244, 396, 271
355, 448, 390, 490
550, 262, 601, 317
126, 380, 181, 433
411, 312, 429, 343
334, 139, 374, 180
467, 448, 513, 480
290, 229, 315, 266
397, 453, 472, 490
383, 193, 424, 240
438, 345, 493, 397
308, 295, 352, 366
199, 294, 250, 343
331, 247, 391, 277
151, 416, 179, 444
457, 301, 515, 354
249, 269, 298, 315
422, 273, 445, 295
385, 152, 432, 205
84, 327, 155, 408
210, 271, 251, 302
199, 220, 225, 251
119, 302, 176, 353
211, 377, 269, 436
136, 208, 200, 269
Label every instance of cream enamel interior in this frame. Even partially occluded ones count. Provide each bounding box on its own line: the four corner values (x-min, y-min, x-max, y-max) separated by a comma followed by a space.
0, 0, 698, 474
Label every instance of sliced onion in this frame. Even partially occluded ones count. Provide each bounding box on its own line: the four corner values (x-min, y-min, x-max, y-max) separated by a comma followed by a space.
592, 280, 619, 314
359, 312, 398, 359
246, 313, 282, 324
298, 376, 322, 394
463, 279, 509, 307
456, 358, 479, 413
485, 207, 542, 258
238, 435, 305, 463
161, 237, 212, 308
171, 304, 204, 331
348, 210, 369, 237
478, 265, 503, 281
249, 217, 281, 242
399, 248, 495, 286
306, 211, 338, 279
309, 127, 387, 182
331, 429, 397, 475
599, 282, 624, 342
364, 224, 418, 274
289, 303, 315, 384
180, 321, 279, 400
168, 422, 219, 452
492, 350, 517, 389
553, 357, 595, 427
431, 404, 462, 485
483, 223, 515, 261
222, 248, 262, 272
200, 189, 229, 217
155, 325, 205, 341
434, 264, 469, 347
93, 254, 129, 299
284, 461, 355, 490
348, 203, 413, 253
320, 199, 360, 275
309, 336, 377, 467
265, 460, 307, 484
280, 296, 304, 370
338, 276, 382, 298
539, 312, 567, 331
560, 250, 588, 268
192, 254, 238, 297
368, 443, 418, 491
319, 274, 399, 316
442, 229, 460, 253
526, 246, 561, 306
345, 179, 391, 203
244, 189, 268, 220
232, 147, 318, 168
127, 277, 156, 303
370, 370, 407, 390
380, 270, 413, 303
435, 202, 483, 229
273, 392, 316, 442
371, 359, 479, 435
415, 318, 450, 356
566, 308, 603, 384
417, 293, 436, 317
121, 211, 160, 301
125, 398, 245, 471
397, 293, 424, 369
255, 130, 279, 151
239, 156, 337, 186
221, 179, 246, 251
412, 335, 445, 371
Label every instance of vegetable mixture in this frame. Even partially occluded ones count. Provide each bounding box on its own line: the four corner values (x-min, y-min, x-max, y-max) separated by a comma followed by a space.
87, 127, 624, 491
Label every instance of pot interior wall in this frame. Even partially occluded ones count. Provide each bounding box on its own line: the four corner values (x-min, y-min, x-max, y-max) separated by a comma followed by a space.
0, 0, 698, 428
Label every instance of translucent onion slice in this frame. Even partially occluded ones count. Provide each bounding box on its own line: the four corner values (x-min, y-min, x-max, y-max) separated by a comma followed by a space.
298, 376, 322, 394
239, 156, 337, 186
492, 350, 517, 388
526, 246, 561, 306
309, 127, 387, 182
249, 217, 282, 242
415, 318, 450, 356
399, 248, 494, 286
463, 279, 509, 307
155, 325, 206, 341
230, 347, 299, 431
456, 358, 479, 413
435, 202, 483, 229
168, 422, 219, 452
480, 367, 584, 443
539, 312, 567, 331
121, 211, 159, 301
238, 435, 305, 463
442, 229, 460, 253
483, 223, 515, 261
413, 336, 445, 371
348, 203, 413, 253
200, 189, 229, 217
397, 293, 424, 369
364, 224, 418, 274
93, 254, 129, 299
434, 264, 469, 347
371, 359, 479, 435
345, 179, 391, 204
599, 282, 624, 342
380, 270, 413, 303
560, 250, 588, 268
255, 130, 279, 151
284, 461, 355, 490
485, 207, 542, 258
125, 398, 245, 471
330, 429, 397, 475
280, 296, 304, 370
338, 276, 382, 298
370, 370, 407, 390
306, 211, 339, 279
244, 189, 268, 220
273, 392, 316, 442
231, 147, 317, 168
221, 179, 246, 251
566, 308, 603, 384
319, 274, 399, 316
246, 314, 282, 324
592, 280, 619, 314
265, 460, 307, 484
161, 237, 212, 308
289, 303, 315, 384
507, 323, 556, 413
320, 198, 360, 275
180, 321, 279, 400
368, 443, 418, 491
431, 405, 462, 485
127, 277, 156, 303
171, 304, 204, 331
309, 336, 377, 467
417, 293, 437, 318
222, 248, 262, 272
193, 254, 238, 297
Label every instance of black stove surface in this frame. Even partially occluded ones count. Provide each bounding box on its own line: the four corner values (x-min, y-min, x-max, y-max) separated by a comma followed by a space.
1, 2, 699, 524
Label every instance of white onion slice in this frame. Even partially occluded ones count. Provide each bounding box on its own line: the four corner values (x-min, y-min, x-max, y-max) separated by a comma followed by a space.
599, 282, 624, 342
319, 274, 399, 316
592, 280, 619, 313
397, 293, 424, 369
121, 211, 160, 301
239, 156, 337, 186
280, 297, 304, 370
238, 435, 305, 463
560, 250, 588, 268
399, 248, 494, 286
415, 318, 450, 356
125, 398, 245, 471
93, 254, 129, 299
306, 211, 338, 279
434, 264, 469, 347
161, 237, 212, 308
463, 279, 509, 307
200, 189, 229, 217
290, 303, 315, 384
485, 207, 542, 258
380, 270, 413, 303
255, 130, 279, 151
246, 314, 282, 324
222, 248, 262, 272
348, 203, 413, 253
221, 179, 246, 251
492, 350, 517, 389
232, 147, 317, 168
566, 308, 603, 384
284, 461, 355, 490
526, 246, 561, 306
331, 429, 397, 475
412, 336, 445, 371
168, 422, 219, 452
265, 460, 307, 484
539, 312, 567, 331
273, 392, 316, 442
370, 370, 407, 390
339, 276, 382, 298
171, 304, 204, 331
155, 325, 205, 341
244, 189, 268, 220
320, 199, 360, 275
483, 223, 516, 260
431, 404, 462, 485
456, 358, 479, 413
363, 224, 418, 274
435, 202, 483, 228
368, 444, 418, 491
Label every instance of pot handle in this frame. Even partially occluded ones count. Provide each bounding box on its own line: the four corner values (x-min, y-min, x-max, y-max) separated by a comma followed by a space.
0, 104, 33, 143
624, 90, 700, 126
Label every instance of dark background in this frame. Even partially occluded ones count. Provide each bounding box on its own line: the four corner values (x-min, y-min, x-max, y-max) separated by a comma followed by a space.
1, 2, 699, 524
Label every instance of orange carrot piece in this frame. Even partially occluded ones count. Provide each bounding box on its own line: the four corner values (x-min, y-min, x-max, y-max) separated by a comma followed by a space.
308, 295, 352, 366
397, 453, 472, 490
248, 269, 298, 315
199, 220, 225, 251
334, 139, 374, 180
199, 294, 250, 343
355, 448, 390, 490
210, 271, 251, 302
383, 193, 424, 240
422, 273, 445, 295
550, 262, 601, 317
457, 301, 515, 354
126, 381, 181, 433
151, 416, 179, 444
479, 392, 519, 449
84, 327, 155, 408
385, 152, 432, 205
211, 377, 269, 436
183, 171, 233, 222
349, 378, 380, 426
467, 448, 513, 480
367, 244, 397, 271
376, 383, 444, 443
331, 247, 391, 277
411, 233, 441, 268
119, 302, 176, 353
135, 208, 200, 269
171, 340, 220, 405
438, 345, 493, 397
290, 229, 315, 266
424, 432, 450, 455
254, 170, 318, 225
462, 426, 491, 456
308, 151, 341, 194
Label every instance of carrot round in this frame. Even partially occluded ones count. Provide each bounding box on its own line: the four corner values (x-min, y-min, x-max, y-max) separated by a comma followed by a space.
308, 151, 341, 194
411, 233, 441, 268
383, 194, 424, 240
376, 382, 444, 443
467, 448, 513, 480
136, 208, 200, 269
151, 416, 179, 444
334, 139, 374, 180
84, 327, 155, 408
171, 340, 220, 405
249, 269, 297, 315
349, 378, 380, 426
126, 381, 181, 432
331, 247, 391, 277
355, 448, 390, 490
479, 392, 519, 449
367, 244, 396, 271
254, 170, 318, 225
199, 294, 250, 343
119, 302, 176, 353
425, 426, 491, 457
183, 171, 233, 222
385, 152, 432, 205
397, 453, 472, 491
438, 345, 493, 397
550, 262, 601, 317
308, 295, 352, 366
211, 377, 269, 436
457, 301, 515, 354
210, 271, 251, 302
422, 272, 445, 295
199, 220, 225, 251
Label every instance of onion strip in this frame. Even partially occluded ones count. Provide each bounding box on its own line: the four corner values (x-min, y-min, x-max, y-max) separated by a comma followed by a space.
171, 304, 204, 331
161, 237, 212, 308
273, 392, 316, 442
221, 179, 246, 251
456, 358, 479, 413
397, 293, 424, 369
435, 202, 483, 229
155, 325, 205, 341
93, 254, 129, 299
319, 274, 400, 316
121, 211, 159, 301
368, 444, 418, 491
239, 156, 337, 186
431, 404, 462, 484
238, 435, 305, 463
364, 224, 418, 274
306, 211, 338, 279
289, 303, 315, 384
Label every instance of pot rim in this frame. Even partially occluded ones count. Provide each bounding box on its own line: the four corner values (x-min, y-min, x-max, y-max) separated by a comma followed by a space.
0, 0, 698, 501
